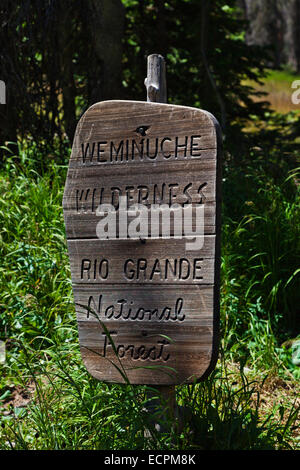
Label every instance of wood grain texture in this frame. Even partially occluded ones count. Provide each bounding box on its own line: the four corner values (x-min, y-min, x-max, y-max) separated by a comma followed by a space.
67, 236, 215, 284
64, 100, 217, 170
63, 160, 217, 238
74, 285, 214, 385
63, 100, 222, 385
64, 205, 216, 239
145, 54, 167, 103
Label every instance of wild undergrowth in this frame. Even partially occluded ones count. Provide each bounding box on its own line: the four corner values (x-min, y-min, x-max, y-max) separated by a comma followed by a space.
0, 138, 299, 450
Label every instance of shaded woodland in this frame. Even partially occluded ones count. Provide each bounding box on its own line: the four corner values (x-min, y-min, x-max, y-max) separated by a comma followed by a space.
0, 0, 299, 451
240, 0, 300, 71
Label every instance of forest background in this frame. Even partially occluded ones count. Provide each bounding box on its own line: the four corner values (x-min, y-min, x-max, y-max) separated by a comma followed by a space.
0, 0, 299, 450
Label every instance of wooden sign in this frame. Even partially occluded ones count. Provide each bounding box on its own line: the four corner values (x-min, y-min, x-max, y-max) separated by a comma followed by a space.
63, 100, 222, 385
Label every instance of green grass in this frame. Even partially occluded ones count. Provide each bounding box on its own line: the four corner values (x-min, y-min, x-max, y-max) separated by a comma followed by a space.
265, 69, 300, 85
245, 68, 300, 114
0, 140, 299, 450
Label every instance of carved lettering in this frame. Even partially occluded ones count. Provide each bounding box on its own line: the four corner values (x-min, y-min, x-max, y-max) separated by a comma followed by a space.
74, 181, 207, 212
63, 100, 221, 385
80, 258, 109, 280
85, 295, 185, 322
102, 332, 170, 361
80, 135, 203, 164
123, 258, 203, 281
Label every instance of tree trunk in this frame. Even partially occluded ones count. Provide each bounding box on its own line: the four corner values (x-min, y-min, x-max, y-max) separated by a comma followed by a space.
87, 0, 125, 104
239, 0, 300, 72
57, 3, 77, 141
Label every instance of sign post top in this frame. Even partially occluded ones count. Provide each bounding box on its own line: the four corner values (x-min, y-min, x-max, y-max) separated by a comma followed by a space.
145, 54, 167, 103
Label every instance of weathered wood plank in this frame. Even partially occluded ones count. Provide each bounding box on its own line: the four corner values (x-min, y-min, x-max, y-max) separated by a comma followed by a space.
63, 149, 218, 238
74, 284, 214, 322
67, 236, 215, 284
63, 203, 216, 239
63, 161, 217, 208
73, 284, 215, 384
66, 101, 217, 170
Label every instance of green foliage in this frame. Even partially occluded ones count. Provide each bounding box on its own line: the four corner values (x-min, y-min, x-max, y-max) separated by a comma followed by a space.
1, 0, 269, 160
0, 0, 124, 152
178, 368, 299, 450
224, 162, 299, 332
0, 0, 299, 451
0, 145, 72, 346
122, 0, 269, 141
0, 338, 298, 450
0, 136, 298, 449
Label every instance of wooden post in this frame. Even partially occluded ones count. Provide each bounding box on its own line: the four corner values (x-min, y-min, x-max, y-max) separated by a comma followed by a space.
144, 54, 176, 427
63, 51, 222, 435
145, 54, 167, 103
